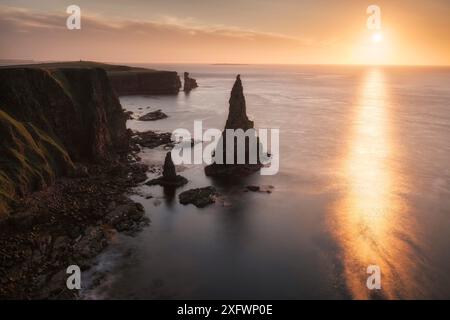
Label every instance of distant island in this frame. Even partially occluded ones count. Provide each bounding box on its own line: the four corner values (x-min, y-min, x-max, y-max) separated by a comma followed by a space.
210, 63, 250, 66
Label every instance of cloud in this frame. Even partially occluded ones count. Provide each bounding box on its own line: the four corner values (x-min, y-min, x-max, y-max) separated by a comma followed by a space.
0, 6, 334, 63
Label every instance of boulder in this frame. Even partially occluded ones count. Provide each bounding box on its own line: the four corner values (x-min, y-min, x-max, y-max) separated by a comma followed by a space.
132, 130, 172, 149
138, 109, 168, 121
179, 186, 218, 208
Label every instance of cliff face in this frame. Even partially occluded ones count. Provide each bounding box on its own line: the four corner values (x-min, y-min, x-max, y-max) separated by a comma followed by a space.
0, 67, 129, 216
109, 70, 181, 95
0, 61, 182, 96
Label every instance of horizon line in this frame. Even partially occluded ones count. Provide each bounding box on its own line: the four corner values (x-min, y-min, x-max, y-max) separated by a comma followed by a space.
1, 58, 449, 68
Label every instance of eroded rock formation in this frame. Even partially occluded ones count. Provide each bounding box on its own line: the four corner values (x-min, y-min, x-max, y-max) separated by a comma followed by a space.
179, 186, 218, 208
132, 130, 172, 149
145, 152, 188, 187
110, 69, 181, 95
183, 72, 198, 92
225, 75, 253, 130
138, 109, 168, 121
204, 75, 263, 177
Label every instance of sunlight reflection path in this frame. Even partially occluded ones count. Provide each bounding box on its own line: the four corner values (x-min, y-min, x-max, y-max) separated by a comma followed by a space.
331, 69, 420, 299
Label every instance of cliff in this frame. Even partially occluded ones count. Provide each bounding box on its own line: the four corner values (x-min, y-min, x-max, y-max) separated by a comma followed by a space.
109, 69, 181, 95
1, 61, 182, 96
0, 65, 129, 217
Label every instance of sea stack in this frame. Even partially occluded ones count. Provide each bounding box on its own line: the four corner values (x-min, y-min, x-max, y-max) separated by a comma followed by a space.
146, 152, 188, 187
225, 75, 253, 130
183, 72, 198, 92
204, 75, 263, 177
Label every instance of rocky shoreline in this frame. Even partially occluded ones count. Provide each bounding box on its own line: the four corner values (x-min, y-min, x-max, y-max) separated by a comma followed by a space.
0, 62, 269, 299
0, 63, 156, 299
0, 156, 149, 299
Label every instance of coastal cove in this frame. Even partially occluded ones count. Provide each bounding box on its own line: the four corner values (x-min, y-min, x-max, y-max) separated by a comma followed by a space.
82, 64, 450, 299
1, 62, 450, 299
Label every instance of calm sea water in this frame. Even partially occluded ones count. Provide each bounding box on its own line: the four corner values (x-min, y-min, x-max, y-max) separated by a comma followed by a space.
82, 64, 450, 299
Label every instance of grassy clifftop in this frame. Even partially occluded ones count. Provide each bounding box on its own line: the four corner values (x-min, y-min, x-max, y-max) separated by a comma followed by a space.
0, 110, 73, 216
0, 60, 155, 72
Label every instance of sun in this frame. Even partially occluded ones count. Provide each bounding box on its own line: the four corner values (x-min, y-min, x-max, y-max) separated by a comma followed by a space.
372, 32, 384, 43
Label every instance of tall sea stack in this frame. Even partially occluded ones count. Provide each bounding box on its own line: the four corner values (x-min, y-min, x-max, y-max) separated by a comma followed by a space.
204, 75, 262, 177
225, 75, 253, 131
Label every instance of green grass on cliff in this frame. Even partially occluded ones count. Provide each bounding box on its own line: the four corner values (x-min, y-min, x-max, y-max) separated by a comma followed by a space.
0, 110, 73, 217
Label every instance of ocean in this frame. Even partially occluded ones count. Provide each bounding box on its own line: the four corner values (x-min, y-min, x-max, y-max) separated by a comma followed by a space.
82, 64, 450, 299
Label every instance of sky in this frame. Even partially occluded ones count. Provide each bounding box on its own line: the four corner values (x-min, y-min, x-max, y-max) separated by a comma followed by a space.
0, 0, 449, 65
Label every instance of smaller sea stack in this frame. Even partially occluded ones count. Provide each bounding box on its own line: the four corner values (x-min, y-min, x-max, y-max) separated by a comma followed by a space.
183, 72, 198, 92
146, 152, 188, 187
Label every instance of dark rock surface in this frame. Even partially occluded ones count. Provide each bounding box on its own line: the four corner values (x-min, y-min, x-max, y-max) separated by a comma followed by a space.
108, 67, 181, 95
0, 161, 149, 299
138, 109, 168, 121
145, 152, 187, 187
0, 67, 129, 162
132, 130, 172, 149
179, 186, 218, 208
0, 63, 151, 299
245, 185, 274, 193
183, 72, 198, 92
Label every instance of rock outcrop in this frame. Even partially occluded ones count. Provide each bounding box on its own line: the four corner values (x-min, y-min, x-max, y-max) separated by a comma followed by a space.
179, 186, 218, 208
225, 75, 253, 131
183, 72, 198, 92
0, 65, 129, 217
138, 109, 168, 121
204, 75, 263, 178
145, 152, 188, 187
132, 130, 172, 149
